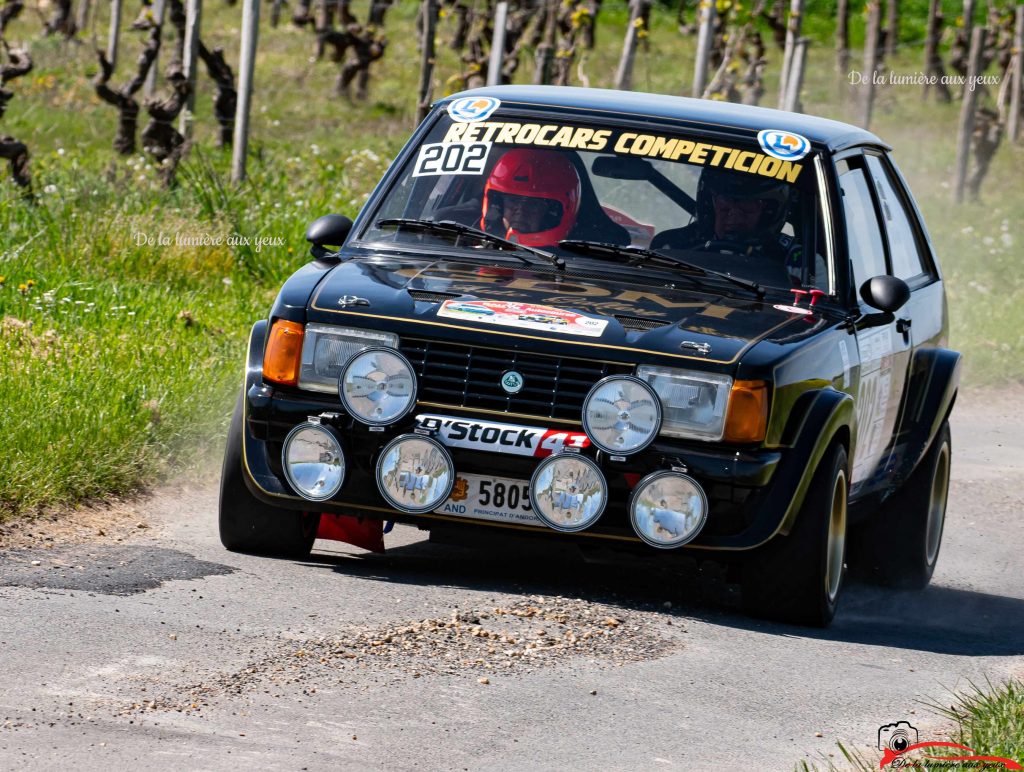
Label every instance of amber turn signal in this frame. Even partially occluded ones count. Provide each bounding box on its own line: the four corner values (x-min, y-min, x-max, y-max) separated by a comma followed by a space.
263, 319, 304, 386
723, 380, 769, 443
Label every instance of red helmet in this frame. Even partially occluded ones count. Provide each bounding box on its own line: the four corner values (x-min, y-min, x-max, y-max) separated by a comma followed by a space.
481, 148, 581, 247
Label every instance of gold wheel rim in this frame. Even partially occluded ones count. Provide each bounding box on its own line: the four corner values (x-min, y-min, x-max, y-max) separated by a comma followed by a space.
926, 443, 950, 566
825, 469, 848, 603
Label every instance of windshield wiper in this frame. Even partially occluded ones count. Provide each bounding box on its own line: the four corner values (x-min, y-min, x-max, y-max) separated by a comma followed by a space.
558, 240, 764, 298
376, 218, 565, 270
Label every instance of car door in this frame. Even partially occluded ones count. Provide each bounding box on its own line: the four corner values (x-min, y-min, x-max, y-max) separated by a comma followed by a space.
834, 152, 912, 496
863, 151, 946, 473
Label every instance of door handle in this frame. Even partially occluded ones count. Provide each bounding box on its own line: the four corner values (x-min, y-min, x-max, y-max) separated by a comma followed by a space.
896, 318, 912, 341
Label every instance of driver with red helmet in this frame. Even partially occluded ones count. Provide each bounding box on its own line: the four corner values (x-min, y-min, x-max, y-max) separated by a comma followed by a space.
481, 148, 581, 248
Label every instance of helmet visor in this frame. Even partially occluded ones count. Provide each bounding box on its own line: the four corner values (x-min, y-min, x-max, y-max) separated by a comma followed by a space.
489, 191, 564, 234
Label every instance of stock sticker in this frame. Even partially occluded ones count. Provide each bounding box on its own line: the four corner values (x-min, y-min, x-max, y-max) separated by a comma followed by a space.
437, 299, 608, 337
757, 129, 811, 161
416, 414, 590, 458
447, 96, 501, 122
412, 141, 492, 177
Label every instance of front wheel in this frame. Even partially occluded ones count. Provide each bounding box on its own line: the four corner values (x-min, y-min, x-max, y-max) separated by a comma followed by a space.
218, 393, 320, 558
849, 421, 951, 589
741, 444, 849, 627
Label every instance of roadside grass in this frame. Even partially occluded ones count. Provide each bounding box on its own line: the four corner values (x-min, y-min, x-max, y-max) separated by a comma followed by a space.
0, 1, 1021, 519
794, 679, 1024, 770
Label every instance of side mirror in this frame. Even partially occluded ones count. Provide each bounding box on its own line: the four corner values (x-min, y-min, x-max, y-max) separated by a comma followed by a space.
859, 275, 910, 314
305, 214, 353, 260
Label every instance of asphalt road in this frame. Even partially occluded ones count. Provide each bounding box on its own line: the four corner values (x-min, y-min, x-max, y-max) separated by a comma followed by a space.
2, 389, 1023, 771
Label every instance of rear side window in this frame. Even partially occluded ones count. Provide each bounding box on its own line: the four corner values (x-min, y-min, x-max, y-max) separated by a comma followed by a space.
865, 155, 928, 282
837, 159, 887, 293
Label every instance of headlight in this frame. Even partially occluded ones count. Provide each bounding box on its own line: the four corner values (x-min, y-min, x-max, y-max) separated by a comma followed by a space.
281, 422, 347, 501
629, 471, 708, 548
636, 366, 732, 442
340, 346, 417, 426
582, 376, 661, 455
376, 435, 455, 514
529, 453, 608, 533
298, 324, 399, 393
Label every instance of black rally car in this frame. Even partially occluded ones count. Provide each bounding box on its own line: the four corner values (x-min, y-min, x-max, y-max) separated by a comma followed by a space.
219, 86, 960, 627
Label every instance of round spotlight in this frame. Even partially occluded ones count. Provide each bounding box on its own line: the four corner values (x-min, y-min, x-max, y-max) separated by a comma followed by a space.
281, 422, 346, 502
582, 376, 661, 455
340, 347, 417, 426
529, 453, 608, 533
629, 471, 708, 549
376, 435, 455, 514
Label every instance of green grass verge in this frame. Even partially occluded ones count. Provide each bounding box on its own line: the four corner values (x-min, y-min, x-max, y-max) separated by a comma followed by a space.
795, 679, 1024, 770
0, 1, 1021, 519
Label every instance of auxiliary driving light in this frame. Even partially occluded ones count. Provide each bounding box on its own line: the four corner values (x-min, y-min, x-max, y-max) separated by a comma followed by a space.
281, 422, 347, 502
376, 435, 455, 514
629, 471, 708, 549
582, 375, 662, 455
529, 453, 608, 533
339, 346, 417, 426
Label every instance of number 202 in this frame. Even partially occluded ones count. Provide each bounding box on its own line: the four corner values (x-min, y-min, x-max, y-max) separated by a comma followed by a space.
414, 142, 490, 176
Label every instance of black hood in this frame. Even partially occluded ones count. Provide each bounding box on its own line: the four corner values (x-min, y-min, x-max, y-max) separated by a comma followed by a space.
306, 255, 811, 368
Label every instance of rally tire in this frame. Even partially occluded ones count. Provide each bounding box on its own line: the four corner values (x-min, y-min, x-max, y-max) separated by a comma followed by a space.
849, 421, 951, 590
218, 393, 320, 558
741, 444, 849, 628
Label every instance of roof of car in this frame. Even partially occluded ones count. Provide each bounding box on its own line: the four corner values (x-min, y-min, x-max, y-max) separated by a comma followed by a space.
441, 85, 889, 152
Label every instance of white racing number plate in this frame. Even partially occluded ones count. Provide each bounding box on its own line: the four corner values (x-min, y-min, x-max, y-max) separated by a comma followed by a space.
434, 473, 541, 526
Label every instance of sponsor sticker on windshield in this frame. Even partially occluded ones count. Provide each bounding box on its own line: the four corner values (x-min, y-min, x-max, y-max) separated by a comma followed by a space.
437, 300, 608, 337
757, 129, 811, 161
412, 141, 492, 176
441, 122, 806, 182
447, 96, 501, 122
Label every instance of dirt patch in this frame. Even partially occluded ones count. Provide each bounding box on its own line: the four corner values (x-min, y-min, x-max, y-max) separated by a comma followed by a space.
0, 494, 158, 550
122, 595, 681, 715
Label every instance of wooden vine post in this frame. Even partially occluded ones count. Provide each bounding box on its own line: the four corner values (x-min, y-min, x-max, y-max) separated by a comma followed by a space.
836, 0, 850, 93
953, 26, 986, 202
144, 0, 169, 98
861, 0, 882, 128
884, 0, 898, 60
486, 1, 508, 87
782, 36, 809, 112
777, 0, 804, 108
107, 0, 122, 69
615, 0, 649, 91
692, 0, 715, 97
1010, 4, 1023, 143
923, 0, 951, 101
415, 0, 437, 124
179, 0, 201, 141
230, 0, 259, 183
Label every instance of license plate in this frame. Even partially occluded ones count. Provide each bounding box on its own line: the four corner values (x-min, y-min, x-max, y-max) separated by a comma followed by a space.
433, 473, 541, 526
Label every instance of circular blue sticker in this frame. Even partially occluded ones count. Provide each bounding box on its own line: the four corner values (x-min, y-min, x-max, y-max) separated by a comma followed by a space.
757, 129, 811, 161
447, 96, 501, 123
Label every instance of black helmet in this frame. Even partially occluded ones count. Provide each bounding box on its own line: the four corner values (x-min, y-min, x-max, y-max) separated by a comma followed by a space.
694, 166, 791, 247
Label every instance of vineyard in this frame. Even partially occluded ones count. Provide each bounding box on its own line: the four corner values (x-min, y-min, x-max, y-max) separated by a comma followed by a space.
0, 0, 1021, 518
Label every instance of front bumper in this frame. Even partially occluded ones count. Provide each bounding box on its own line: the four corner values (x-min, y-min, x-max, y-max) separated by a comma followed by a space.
241, 377, 801, 552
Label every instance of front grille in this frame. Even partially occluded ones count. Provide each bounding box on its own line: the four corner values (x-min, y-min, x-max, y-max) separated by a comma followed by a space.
400, 338, 632, 422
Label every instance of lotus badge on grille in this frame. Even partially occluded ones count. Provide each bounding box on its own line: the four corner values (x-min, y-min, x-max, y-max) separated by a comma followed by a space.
501, 371, 524, 394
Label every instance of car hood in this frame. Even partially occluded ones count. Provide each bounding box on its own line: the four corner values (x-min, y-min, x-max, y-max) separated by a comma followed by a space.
306, 254, 808, 366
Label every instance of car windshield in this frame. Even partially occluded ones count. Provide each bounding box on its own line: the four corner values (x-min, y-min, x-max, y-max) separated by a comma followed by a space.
358, 107, 828, 293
